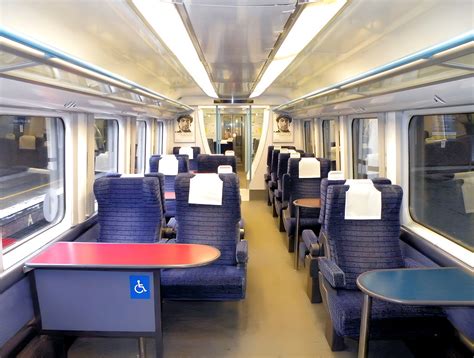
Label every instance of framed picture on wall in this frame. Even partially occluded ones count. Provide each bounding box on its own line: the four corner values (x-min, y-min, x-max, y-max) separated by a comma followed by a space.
174, 114, 196, 142
273, 114, 294, 142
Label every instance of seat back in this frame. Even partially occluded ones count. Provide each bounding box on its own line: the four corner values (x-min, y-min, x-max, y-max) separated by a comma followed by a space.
174, 173, 241, 265
149, 154, 189, 191
287, 157, 330, 217
94, 175, 162, 243
323, 183, 404, 289
197, 154, 237, 173
318, 177, 391, 227
172, 146, 201, 170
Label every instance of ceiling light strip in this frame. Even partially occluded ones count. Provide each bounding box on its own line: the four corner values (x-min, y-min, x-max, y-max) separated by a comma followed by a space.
250, 0, 347, 98
275, 30, 474, 112
0, 26, 192, 111
132, 0, 218, 98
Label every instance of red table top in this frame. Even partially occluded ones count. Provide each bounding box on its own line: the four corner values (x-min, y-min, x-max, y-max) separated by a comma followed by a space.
25, 242, 220, 270
164, 191, 176, 200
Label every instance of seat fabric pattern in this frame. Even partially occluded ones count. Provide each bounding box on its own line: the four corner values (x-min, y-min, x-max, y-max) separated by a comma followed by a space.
174, 173, 241, 266
197, 154, 237, 173
326, 286, 443, 337
94, 176, 162, 243
324, 184, 404, 289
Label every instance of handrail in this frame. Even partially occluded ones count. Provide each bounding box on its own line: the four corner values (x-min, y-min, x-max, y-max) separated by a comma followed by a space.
274, 30, 474, 112
0, 27, 193, 112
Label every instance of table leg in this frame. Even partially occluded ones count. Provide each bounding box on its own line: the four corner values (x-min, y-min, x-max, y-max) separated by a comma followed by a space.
138, 337, 146, 358
358, 294, 372, 358
153, 271, 163, 358
294, 206, 300, 269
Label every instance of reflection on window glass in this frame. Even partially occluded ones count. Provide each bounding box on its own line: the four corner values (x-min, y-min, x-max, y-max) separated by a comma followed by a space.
203, 109, 217, 154
251, 109, 264, 161
94, 119, 118, 177
322, 119, 338, 170
303, 120, 314, 155
155, 121, 164, 155
409, 113, 474, 251
135, 120, 147, 174
353, 118, 379, 179
0, 115, 65, 251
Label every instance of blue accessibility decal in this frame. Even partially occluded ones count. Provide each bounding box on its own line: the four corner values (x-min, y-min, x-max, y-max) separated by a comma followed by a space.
129, 275, 150, 299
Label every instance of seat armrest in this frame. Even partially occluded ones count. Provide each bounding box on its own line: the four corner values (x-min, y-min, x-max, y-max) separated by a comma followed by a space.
274, 188, 282, 200
236, 240, 248, 264
318, 257, 346, 289
302, 229, 321, 256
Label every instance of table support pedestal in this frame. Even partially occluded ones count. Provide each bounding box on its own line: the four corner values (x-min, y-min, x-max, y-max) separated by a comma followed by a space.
153, 271, 163, 358
358, 294, 372, 358
294, 206, 300, 269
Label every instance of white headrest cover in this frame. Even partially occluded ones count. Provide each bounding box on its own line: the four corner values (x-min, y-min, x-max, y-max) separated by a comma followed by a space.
179, 146, 194, 160
158, 155, 179, 176
19, 135, 36, 150
280, 148, 289, 154
298, 157, 321, 178
273, 145, 282, 150
454, 172, 474, 213
120, 174, 144, 178
189, 173, 223, 205
220, 140, 228, 144
5, 133, 15, 140
328, 171, 345, 180
344, 179, 381, 220
225, 150, 235, 156
217, 165, 233, 174
290, 152, 301, 158
288, 149, 296, 153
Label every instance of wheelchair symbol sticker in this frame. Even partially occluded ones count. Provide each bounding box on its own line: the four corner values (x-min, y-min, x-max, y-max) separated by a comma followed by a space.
129, 275, 150, 299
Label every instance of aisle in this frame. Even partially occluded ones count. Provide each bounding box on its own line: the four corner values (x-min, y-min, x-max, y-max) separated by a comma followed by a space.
68, 199, 411, 357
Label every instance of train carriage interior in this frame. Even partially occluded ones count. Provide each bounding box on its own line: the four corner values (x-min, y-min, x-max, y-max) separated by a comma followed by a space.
0, 0, 473, 357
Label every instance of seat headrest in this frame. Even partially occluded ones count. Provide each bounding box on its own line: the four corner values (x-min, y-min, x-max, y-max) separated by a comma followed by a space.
290, 152, 300, 158
454, 172, 474, 213
19, 135, 36, 150
344, 180, 382, 220
5, 133, 15, 140
217, 165, 233, 174
299, 157, 321, 178
188, 173, 223, 205
328, 171, 344, 180
158, 155, 179, 175
179, 146, 194, 160
120, 174, 144, 178
280, 148, 289, 153
225, 150, 235, 156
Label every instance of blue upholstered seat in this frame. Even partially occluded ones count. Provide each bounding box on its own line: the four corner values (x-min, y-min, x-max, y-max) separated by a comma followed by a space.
161, 173, 247, 300
94, 175, 163, 243
318, 184, 444, 350
149, 154, 189, 219
282, 157, 330, 251
197, 154, 237, 173
172, 146, 201, 171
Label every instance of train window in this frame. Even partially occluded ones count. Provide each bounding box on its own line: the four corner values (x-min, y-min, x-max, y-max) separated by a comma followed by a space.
322, 119, 338, 170
352, 117, 380, 179
94, 119, 118, 178
409, 113, 474, 251
155, 120, 164, 155
303, 120, 314, 154
0, 115, 65, 252
135, 120, 147, 174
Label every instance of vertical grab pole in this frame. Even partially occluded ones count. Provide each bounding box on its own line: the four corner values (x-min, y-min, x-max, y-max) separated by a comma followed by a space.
246, 106, 252, 180
216, 105, 221, 154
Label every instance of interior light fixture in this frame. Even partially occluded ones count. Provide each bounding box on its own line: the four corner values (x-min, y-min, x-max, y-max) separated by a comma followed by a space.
250, 0, 347, 98
132, 0, 218, 98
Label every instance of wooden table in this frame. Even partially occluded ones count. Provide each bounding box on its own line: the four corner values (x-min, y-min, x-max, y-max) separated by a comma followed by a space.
25, 242, 220, 358
293, 198, 321, 269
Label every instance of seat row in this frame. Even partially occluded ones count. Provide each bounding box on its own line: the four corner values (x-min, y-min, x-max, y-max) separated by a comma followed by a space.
93, 147, 247, 301
263, 145, 471, 351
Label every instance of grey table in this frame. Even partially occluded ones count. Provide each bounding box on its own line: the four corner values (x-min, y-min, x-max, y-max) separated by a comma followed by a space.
356, 267, 474, 358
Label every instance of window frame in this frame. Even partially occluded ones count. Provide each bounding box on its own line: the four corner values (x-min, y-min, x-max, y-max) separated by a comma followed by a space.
401, 105, 473, 265
303, 119, 315, 154
93, 117, 120, 177
320, 117, 341, 170
154, 119, 165, 155
349, 113, 386, 179
0, 108, 72, 273
135, 119, 147, 174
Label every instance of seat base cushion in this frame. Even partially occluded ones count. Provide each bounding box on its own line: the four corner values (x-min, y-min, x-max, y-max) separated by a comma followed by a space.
326, 285, 444, 337
161, 265, 246, 300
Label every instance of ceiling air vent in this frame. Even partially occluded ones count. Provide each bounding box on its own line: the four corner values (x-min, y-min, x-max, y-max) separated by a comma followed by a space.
64, 101, 77, 109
